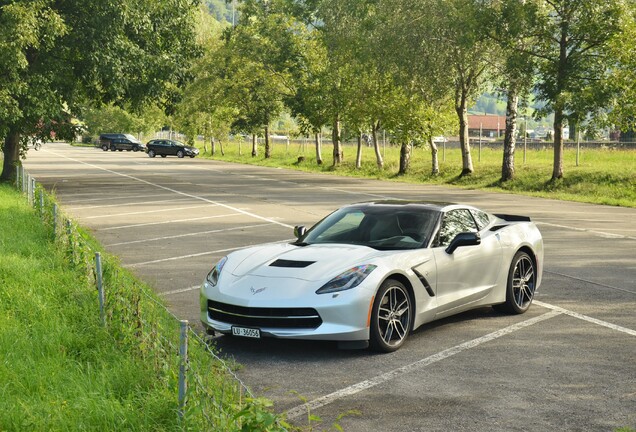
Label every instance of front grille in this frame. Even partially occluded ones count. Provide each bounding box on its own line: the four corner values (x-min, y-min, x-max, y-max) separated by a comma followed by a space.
208, 300, 322, 329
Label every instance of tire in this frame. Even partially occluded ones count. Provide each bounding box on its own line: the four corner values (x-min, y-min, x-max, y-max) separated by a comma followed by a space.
177, 150, 184, 158
133, 147, 139, 152
369, 279, 413, 353
101, 144, 108, 151
161, 154, 167, 158
110, 145, 116, 151
190, 155, 195, 158
148, 149, 156, 158
494, 251, 536, 314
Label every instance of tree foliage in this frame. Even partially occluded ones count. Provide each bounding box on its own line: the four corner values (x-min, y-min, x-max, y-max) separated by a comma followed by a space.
0, 0, 200, 182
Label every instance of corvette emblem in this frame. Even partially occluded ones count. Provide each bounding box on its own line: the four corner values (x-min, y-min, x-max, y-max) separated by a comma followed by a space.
250, 287, 267, 295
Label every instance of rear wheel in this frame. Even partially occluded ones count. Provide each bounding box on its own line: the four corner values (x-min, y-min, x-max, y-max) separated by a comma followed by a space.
369, 279, 413, 352
148, 149, 156, 158
110, 145, 116, 151
101, 144, 108, 151
177, 150, 184, 158
494, 251, 536, 314
161, 154, 167, 158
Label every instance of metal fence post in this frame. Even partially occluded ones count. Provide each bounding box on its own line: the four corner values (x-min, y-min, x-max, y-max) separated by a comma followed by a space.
178, 320, 189, 420
16, 166, 20, 190
39, 189, 44, 218
53, 204, 58, 239
95, 252, 105, 326
30, 178, 36, 206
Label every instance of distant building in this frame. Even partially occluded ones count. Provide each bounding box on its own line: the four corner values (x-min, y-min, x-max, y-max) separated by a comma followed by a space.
468, 114, 505, 138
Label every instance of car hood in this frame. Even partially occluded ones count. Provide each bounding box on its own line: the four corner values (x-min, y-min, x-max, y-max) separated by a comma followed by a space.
227, 243, 388, 282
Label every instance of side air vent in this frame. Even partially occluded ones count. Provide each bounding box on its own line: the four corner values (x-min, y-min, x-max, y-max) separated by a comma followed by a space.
490, 225, 506, 232
412, 269, 435, 297
269, 259, 316, 268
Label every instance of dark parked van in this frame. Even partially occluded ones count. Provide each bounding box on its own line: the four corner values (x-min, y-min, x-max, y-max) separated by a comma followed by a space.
98, 133, 144, 152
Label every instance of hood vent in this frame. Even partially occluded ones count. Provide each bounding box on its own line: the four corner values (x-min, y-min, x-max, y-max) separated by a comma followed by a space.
269, 259, 316, 268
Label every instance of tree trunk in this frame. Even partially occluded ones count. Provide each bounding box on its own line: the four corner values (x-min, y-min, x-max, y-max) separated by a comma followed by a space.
332, 115, 342, 166
456, 89, 474, 176
251, 134, 258, 157
430, 137, 439, 175
264, 125, 271, 158
356, 133, 362, 169
501, 91, 519, 182
0, 130, 21, 183
211, 137, 216, 155
203, 136, 208, 154
398, 142, 412, 175
552, 106, 564, 180
371, 121, 383, 169
314, 132, 323, 165
219, 139, 225, 156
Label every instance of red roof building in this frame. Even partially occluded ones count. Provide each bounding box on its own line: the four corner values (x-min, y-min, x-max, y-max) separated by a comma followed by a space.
468, 114, 506, 138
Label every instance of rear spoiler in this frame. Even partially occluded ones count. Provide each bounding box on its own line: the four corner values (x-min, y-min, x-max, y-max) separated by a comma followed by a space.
493, 213, 531, 222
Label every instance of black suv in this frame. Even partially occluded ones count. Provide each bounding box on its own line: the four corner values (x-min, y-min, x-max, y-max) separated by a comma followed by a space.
145, 139, 199, 158
98, 133, 145, 152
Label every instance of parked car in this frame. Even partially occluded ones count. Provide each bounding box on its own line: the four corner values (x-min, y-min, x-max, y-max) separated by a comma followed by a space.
98, 133, 144, 152
200, 201, 544, 352
145, 139, 199, 158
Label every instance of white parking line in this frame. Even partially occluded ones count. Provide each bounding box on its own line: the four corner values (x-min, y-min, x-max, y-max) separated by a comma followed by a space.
42, 149, 294, 229
125, 238, 296, 267
106, 223, 273, 246
285, 311, 562, 420
125, 246, 249, 268
161, 285, 201, 296
536, 221, 636, 241
64, 192, 176, 204
534, 300, 636, 336
83, 204, 216, 219
67, 197, 192, 210
100, 213, 239, 231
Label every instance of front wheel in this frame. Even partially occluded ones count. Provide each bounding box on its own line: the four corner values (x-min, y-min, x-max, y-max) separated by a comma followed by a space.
177, 150, 184, 158
494, 251, 536, 314
148, 149, 156, 158
101, 144, 108, 151
369, 279, 413, 353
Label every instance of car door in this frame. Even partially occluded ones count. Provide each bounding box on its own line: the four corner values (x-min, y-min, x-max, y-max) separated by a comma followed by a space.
432, 208, 503, 317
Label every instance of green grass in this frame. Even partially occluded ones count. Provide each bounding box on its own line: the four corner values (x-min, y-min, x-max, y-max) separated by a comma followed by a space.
197, 139, 636, 207
0, 184, 287, 431
0, 185, 170, 430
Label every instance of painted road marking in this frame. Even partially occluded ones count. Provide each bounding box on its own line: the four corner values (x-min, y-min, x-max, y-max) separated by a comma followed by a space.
106, 223, 273, 247
161, 285, 201, 296
67, 197, 192, 210
43, 149, 294, 229
534, 300, 636, 336
83, 204, 216, 219
100, 213, 239, 231
286, 300, 636, 419
285, 311, 562, 420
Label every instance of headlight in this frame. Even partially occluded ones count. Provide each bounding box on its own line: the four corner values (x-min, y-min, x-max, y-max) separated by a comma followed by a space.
316, 264, 377, 294
206, 256, 228, 287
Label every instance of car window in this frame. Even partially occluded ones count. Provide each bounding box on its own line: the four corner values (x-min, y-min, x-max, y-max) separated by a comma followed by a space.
470, 209, 491, 230
436, 209, 479, 247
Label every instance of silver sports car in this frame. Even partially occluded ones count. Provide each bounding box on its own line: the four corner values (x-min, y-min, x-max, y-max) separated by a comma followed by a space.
200, 201, 543, 352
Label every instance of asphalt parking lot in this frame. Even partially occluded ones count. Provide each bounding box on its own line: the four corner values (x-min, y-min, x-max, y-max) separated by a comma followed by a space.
24, 143, 635, 431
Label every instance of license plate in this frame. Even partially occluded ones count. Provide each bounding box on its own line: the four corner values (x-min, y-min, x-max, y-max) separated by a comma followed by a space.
232, 326, 261, 339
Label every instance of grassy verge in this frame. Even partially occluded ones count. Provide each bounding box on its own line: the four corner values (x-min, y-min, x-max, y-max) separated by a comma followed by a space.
0, 183, 286, 431
196, 140, 636, 208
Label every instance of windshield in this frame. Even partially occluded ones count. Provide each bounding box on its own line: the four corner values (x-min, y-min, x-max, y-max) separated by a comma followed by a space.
124, 134, 139, 142
300, 206, 440, 250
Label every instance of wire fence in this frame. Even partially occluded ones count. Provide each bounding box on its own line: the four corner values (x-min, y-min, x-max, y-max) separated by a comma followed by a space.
14, 166, 284, 431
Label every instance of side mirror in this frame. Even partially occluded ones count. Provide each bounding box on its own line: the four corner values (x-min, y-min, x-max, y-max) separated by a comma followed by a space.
294, 225, 306, 239
445, 232, 481, 254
